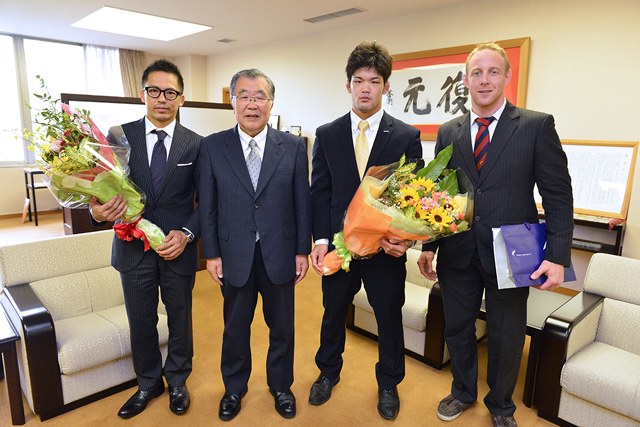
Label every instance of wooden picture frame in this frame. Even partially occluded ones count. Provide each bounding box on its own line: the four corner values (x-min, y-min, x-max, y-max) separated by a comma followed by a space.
535, 140, 638, 219
390, 37, 531, 140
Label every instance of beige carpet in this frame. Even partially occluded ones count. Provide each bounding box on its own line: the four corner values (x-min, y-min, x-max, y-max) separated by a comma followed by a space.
0, 214, 557, 427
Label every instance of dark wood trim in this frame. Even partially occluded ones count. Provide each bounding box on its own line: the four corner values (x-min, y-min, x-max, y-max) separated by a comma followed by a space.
1, 285, 64, 414
423, 282, 447, 367
533, 292, 603, 417
39, 379, 137, 421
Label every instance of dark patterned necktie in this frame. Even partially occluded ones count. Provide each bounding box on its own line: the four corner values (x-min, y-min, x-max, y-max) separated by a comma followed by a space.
474, 116, 495, 171
150, 130, 167, 194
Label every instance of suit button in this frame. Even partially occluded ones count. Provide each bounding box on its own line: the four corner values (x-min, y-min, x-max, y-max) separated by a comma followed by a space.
254, 204, 259, 209
251, 230, 256, 235
475, 216, 480, 222
476, 189, 482, 194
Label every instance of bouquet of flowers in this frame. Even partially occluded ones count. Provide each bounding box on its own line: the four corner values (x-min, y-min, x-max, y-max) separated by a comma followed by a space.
321, 144, 473, 275
20, 77, 165, 251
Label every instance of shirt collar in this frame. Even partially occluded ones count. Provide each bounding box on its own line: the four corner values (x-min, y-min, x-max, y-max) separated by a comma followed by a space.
470, 98, 507, 125
350, 108, 384, 134
237, 125, 268, 152
145, 117, 176, 138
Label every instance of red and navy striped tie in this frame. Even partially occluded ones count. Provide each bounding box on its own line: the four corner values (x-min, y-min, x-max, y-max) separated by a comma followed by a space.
474, 116, 495, 171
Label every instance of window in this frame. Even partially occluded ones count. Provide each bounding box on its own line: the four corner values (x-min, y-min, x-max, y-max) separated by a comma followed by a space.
23, 39, 86, 124
0, 35, 24, 162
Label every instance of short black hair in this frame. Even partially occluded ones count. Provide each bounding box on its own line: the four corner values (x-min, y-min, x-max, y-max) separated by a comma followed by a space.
141, 59, 185, 93
345, 41, 393, 83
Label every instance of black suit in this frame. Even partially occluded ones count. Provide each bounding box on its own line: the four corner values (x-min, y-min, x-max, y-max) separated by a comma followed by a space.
199, 126, 311, 394
424, 101, 573, 415
112, 118, 202, 391
311, 111, 421, 390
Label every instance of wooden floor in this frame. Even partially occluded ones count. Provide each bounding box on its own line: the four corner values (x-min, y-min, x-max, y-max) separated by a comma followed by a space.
0, 212, 557, 427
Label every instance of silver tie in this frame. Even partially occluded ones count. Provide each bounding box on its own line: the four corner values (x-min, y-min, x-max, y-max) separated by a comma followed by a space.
246, 139, 261, 191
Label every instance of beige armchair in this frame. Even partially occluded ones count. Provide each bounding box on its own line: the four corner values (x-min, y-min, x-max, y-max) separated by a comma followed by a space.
534, 253, 640, 427
0, 230, 169, 420
346, 248, 487, 369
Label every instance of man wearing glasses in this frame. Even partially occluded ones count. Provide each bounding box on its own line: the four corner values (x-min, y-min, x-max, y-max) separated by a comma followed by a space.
199, 69, 311, 421
90, 59, 201, 419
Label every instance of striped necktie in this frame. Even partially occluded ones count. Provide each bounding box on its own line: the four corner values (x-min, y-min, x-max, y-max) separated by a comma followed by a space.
474, 117, 495, 171
355, 120, 369, 178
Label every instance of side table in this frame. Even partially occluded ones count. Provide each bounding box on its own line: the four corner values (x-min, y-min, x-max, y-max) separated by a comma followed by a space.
0, 308, 24, 425
23, 167, 47, 226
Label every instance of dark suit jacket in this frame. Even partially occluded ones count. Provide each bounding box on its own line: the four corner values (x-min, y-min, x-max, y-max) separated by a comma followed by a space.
311, 111, 422, 251
199, 126, 312, 287
111, 118, 202, 275
423, 101, 573, 274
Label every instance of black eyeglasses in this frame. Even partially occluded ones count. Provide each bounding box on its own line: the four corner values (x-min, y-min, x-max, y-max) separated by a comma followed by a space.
144, 86, 181, 101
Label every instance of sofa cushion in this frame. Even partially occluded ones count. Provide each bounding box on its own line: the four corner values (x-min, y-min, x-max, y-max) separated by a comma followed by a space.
597, 299, 640, 356
56, 305, 169, 375
86, 267, 125, 312
353, 282, 428, 331
0, 230, 113, 289
561, 341, 640, 421
31, 272, 93, 321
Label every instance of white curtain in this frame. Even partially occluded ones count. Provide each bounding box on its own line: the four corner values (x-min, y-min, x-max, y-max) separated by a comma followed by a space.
119, 49, 146, 98
85, 44, 124, 96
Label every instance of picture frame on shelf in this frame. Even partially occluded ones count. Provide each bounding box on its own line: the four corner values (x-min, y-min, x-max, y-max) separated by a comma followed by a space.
269, 114, 280, 129
290, 125, 301, 136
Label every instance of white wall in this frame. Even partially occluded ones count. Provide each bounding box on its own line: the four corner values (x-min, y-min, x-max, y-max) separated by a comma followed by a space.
203, 0, 640, 289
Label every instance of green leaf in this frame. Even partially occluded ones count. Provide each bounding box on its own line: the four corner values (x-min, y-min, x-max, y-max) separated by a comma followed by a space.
438, 170, 459, 195
416, 144, 453, 180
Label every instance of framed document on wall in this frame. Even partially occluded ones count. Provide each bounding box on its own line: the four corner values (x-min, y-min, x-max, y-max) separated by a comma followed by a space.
389, 37, 531, 141
535, 140, 638, 219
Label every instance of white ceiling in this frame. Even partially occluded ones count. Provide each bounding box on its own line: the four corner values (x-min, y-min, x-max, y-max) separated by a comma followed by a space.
0, 0, 475, 57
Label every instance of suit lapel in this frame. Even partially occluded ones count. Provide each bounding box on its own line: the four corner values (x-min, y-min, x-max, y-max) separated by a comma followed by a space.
336, 113, 360, 182
156, 122, 188, 198
477, 101, 519, 185
221, 126, 255, 196
255, 127, 284, 198
368, 111, 393, 167
453, 113, 478, 183
129, 118, 154, 196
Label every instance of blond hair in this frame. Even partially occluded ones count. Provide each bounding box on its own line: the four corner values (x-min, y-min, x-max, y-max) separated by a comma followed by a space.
465, 42, 510, 75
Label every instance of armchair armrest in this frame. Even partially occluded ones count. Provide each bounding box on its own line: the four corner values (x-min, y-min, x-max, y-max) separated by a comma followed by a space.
423, 282, 446, 368
533, 291, 603, 418
1, 284, 64, 414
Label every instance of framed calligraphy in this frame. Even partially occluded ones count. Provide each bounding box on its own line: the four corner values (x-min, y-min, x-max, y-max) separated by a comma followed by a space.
388, 37, 531, 141
535, 140, 638, 219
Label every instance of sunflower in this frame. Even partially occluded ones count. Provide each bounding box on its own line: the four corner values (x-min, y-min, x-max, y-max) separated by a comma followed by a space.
426, 206, 453, 231
441, 197, 461, 212
412, 177, 435, 193
414, 203, 429, 220
399, 186, 421, 208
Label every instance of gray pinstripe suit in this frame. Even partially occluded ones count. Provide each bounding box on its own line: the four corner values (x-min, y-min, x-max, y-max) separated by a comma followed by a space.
112, 117, 202, 390
423, 101, 573, 415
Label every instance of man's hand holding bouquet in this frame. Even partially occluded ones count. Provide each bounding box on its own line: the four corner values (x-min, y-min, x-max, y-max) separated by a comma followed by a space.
319, 144, 473, 275
19, 77, 166, 251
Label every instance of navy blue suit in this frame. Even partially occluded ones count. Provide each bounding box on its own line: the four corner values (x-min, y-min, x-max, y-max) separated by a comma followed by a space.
199, 125, 311, 393
311, 111, 422, 390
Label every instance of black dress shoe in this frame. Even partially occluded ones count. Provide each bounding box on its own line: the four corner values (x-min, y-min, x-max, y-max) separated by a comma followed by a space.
270, 388, 296, 419
219, 387, 248, 421
378, 387, 400, 420
117, 383, 165, 419
308, 374, 340, 405
169, 385, 190, 415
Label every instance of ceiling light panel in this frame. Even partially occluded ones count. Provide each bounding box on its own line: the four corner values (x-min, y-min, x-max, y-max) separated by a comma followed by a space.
72, 7, 211, 41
